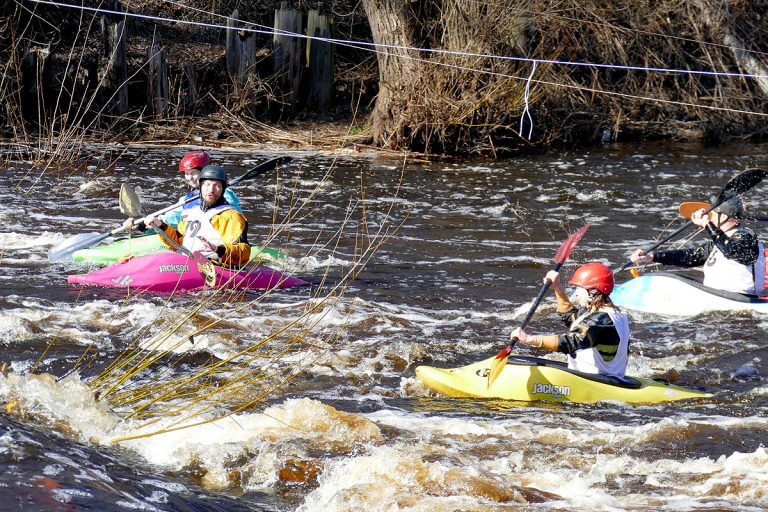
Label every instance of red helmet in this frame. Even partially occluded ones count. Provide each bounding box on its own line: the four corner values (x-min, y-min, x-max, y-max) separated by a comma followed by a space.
568, 262, 614, 295
179, 150, 210, 172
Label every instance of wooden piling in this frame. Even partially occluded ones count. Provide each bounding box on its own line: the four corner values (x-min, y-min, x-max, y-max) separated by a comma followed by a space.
273, 2, 303, 112
226, 9, 257, 86
183, 64, 197, 112
226, 9, 241, 79
20, 45, 51, 123
146, 33, 168, 117
99, 0, 128, 115
306, 10, 334, 112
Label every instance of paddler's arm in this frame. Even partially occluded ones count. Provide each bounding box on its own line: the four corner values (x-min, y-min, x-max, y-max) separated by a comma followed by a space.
147, 217, 185, 249
512, 270, 577, 351
122, 217, 148, 232
516, 313, 621, 355
652, 243, 711, 267
707, 226, 759, 265
210, 210, 251, 267
514, 329, 561, 352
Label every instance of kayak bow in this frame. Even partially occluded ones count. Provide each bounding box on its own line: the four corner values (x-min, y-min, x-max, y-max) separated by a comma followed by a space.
611, 272, 768, 316
67, 252, 306, 293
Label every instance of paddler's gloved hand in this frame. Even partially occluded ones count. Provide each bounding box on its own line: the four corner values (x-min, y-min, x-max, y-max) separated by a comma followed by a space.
144, 216, 163, 229
691, 208, 711, 228
630, 249, 653, 265
123, 217, 147, 232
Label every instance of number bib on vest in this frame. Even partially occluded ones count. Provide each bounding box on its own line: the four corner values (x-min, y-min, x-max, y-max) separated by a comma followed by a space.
182, 204, 234, 261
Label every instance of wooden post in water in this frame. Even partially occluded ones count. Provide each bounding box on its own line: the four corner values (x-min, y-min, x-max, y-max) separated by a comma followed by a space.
306, 10, 334, 113
99, 0, 128, 115
183, 64, 197, 113
20, 45, 51, 124
226, 9, 257, 86
273, 2, 303, 113
226, 9, 241, 80
239, 29, 257, 85
146, 33, 168, 117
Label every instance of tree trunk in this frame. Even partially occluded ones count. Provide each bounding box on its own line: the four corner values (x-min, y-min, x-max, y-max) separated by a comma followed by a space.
361, 0, 422, 148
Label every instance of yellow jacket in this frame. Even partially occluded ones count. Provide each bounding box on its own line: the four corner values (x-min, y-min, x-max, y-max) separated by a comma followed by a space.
159, 208, 250, 267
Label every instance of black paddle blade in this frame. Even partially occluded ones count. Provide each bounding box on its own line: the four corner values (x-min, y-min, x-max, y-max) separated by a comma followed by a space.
230, 156, 293, 186
716, 168, 768, 204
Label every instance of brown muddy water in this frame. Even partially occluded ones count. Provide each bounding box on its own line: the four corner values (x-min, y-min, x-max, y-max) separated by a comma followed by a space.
0, 142, 767, 511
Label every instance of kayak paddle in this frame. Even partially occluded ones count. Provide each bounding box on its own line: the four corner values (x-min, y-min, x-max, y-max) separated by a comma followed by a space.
679, 200, 768, 222
48, 156, 292, 263
487, 224, 590, 389
615, 167, 768, 274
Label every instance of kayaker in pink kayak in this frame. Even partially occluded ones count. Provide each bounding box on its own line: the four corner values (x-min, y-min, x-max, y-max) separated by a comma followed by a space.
128, 165, 251, 268
629, 197, 766, 295
510, 263, 631, 377
165, 150, 242, 228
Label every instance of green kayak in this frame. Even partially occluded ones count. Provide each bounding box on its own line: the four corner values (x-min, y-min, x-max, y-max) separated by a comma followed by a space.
72, 234, 288, 265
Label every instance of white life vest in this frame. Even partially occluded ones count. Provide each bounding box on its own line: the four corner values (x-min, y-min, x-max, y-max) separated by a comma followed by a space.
567, 307, 630, 378
181, 204, 234, 261
702, 236, 765, 295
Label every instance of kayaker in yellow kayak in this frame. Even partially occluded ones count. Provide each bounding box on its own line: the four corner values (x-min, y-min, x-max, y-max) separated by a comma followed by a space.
129, 165, 251, 268
510, 263, 631, 377
629, 197, 765, 295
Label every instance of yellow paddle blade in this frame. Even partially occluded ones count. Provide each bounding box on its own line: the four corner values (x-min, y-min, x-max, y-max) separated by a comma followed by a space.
119, 184, 142, 218
192, 251, 217, 287
678, 201, 710, 219
487, 356, 507, 389
629, 267, 641, 278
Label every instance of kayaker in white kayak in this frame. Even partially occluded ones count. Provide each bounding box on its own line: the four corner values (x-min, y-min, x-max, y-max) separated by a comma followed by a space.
128, 165, 251, 268
629, 197, 766, 295
510, 263, 631, 378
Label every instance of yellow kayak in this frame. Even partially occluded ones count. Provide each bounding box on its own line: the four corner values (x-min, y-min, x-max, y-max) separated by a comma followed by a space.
416, 356, 711, 404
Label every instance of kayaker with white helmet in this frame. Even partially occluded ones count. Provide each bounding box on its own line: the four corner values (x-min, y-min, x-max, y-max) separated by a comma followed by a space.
510, 263, 631, 378
144, 165, 250, 267
630, 197, 765, 295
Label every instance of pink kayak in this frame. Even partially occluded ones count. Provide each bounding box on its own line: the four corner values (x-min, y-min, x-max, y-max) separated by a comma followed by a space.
67, 252, 307, 293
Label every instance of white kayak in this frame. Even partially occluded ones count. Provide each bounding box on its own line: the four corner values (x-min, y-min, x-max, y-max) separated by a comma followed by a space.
611, 272, 768, 316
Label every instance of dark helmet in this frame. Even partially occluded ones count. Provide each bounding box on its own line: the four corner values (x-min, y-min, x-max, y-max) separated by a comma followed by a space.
179, 150, 210, 172
713, 196, 744, 219
199, 165, 228, 188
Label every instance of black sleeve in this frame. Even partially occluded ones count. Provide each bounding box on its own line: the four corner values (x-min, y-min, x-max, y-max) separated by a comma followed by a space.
556, 311, 622, 360
706, 225, 759, 265
653, 241, 712, 268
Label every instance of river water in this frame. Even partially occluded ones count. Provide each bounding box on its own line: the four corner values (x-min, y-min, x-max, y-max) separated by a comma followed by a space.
0, 142, 766, 511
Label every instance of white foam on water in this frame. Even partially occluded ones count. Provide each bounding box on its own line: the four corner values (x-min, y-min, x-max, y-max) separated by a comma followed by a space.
116, 398, 381, 491
1, 231, 66, 250
0, 372, 120, 442
297, 444, 523, 512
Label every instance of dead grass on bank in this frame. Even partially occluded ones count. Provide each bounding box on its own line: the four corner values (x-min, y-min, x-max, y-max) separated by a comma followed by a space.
4, 0, 768, 161
366, 0, 768, 153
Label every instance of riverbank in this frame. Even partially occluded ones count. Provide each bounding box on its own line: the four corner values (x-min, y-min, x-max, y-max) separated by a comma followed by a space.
3, 1, 768, 158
